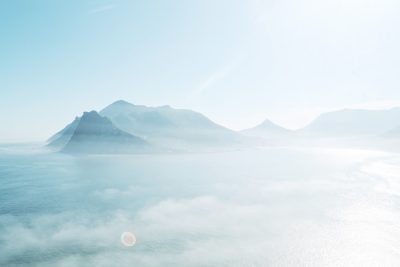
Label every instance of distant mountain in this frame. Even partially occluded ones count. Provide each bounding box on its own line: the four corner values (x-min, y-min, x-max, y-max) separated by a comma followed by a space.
241, 119, 292, 138
50, 111, 148, 154
99, 100, 244, 148
299, 108, 400, 137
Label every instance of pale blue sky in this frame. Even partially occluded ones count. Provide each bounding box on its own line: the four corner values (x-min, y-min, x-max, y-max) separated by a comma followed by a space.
1, 0, 400, 141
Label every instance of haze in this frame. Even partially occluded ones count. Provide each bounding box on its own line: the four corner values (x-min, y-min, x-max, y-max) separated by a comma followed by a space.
3, 1, 400, 266
2, 0, 400, 142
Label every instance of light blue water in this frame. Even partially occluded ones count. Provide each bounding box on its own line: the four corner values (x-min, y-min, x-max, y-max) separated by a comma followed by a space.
1, 145, 400, 266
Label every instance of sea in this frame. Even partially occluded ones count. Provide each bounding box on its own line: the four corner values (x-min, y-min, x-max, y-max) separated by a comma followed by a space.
1, 144, 400, 266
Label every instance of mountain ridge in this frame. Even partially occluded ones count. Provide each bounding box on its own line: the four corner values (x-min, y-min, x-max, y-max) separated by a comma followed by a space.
48, 101, 246, 153
298, 107, 400, 137
99, 100, 244, 147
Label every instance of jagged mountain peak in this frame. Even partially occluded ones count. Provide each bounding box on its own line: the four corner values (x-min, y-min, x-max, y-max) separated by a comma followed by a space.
48, 110, 148, 154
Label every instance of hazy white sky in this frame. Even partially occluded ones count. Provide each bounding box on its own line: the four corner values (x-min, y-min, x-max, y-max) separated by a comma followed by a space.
1, 0, 400, 141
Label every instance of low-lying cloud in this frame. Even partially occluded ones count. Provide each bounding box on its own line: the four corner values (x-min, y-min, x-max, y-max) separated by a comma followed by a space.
1, 148, 400, 266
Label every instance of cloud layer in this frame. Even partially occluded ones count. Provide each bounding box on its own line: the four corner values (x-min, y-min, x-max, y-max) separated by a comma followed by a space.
1, 148, 400, 266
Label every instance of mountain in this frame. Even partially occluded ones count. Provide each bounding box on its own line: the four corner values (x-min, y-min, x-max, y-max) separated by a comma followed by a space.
241, 119, 292, 138
50, 111, 148, 154
99, 100, 244, 148
299, 108, 400, 137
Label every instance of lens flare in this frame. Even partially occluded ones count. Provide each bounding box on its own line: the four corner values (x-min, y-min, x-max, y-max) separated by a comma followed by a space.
120, 231, 136, 247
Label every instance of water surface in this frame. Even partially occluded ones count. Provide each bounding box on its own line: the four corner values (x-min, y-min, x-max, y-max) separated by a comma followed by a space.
1, 145, 400, 266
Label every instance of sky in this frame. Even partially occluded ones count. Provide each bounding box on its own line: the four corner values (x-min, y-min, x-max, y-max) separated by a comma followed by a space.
1, 0, 400, 142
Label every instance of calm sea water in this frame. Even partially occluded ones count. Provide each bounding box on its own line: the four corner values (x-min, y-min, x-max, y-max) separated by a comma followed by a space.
1, 145, 400, 266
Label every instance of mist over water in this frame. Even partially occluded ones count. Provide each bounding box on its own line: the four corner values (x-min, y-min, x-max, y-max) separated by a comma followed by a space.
1, 145, 400, 266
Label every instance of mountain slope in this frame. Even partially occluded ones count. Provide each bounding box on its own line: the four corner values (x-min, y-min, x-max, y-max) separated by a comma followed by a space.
47, 117, 80, 148
51, 111, 148, 154
99, 100, 244, 148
